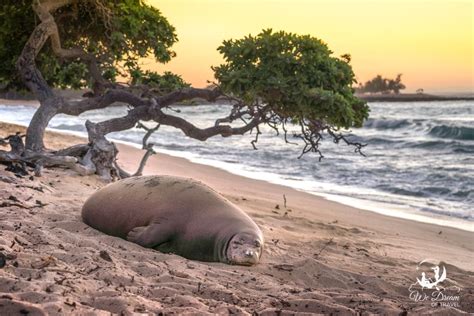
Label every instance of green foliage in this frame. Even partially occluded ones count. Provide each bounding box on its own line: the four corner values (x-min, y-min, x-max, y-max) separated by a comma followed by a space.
131, 70, 190, 94
37, 54, 89, 89
0, 0, 178, 90
0, 2, 35, 89
213, 29, 369, 128
358, 74, 406, 94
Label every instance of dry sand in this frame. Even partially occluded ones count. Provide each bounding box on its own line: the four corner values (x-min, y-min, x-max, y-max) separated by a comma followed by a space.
0, 121, 473, 315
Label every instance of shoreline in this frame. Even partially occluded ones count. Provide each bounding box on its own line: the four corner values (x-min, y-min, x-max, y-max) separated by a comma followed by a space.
1, 120, 473, 314
129, 143, 474, 232
0, 101, 472, 232
1, 119, 473, 252
1, 92, 473, 106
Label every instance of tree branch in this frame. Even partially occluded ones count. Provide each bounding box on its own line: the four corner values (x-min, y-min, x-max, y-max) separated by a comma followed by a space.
34, 0, 109, 94
153, 108, 262, 141
59, 89, 149, 116
114, 143, 156, 178
86, 107, 151, 140
15, 18, 56, 102
54, 143, 90, 157
118, 122, 160, 177
136, 122, 160, 149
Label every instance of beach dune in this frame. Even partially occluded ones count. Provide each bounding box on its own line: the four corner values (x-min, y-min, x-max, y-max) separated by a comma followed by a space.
0, 121, 473, 314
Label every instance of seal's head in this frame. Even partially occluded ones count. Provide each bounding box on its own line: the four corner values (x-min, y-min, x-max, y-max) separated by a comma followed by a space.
226, 232, 263, 266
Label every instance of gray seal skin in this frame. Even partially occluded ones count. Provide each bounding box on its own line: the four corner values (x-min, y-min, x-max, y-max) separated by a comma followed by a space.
81, 175, 264, 265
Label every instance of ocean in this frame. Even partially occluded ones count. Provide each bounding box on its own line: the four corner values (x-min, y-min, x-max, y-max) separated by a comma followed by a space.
1, 100, 473, 231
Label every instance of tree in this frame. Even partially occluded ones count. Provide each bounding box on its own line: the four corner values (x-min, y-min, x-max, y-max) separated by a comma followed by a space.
358, 74, 406, 94
387, 74, 406, 94
0, 1, 369, 181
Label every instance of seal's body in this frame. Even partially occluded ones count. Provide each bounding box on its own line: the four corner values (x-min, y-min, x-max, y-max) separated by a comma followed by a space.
82, 176, 263, 265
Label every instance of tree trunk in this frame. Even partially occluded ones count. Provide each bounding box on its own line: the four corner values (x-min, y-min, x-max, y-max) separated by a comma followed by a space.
85, 120, 119, 181
25, 100, 59, 151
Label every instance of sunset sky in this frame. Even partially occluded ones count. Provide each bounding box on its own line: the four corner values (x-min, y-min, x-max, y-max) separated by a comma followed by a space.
148, 0, 473, 93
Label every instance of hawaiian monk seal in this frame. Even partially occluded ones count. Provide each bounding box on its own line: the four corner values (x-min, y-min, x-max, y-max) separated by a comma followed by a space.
81, 175, 264, 265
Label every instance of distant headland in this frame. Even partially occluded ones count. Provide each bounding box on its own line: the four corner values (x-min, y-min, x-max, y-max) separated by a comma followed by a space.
355, 74, 473, 102
356, 93, 474, 102
1, 90, 473, 104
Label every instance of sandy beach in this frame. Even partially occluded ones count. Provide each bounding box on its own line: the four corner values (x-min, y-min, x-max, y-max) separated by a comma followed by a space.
1, 120, 473, 315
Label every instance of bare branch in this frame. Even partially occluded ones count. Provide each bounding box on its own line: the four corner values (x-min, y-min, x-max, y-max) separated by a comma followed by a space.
215, 105, 250, 127
85, 87, 250, 142
116, 122, 160, 177
113, 143, 155, 178
326, 128, 367, 156
0, 147, 88, 177
54, 144, 90, 157
132, 144, 156, 177
86, 107, 151, 139
292, 119, 367, 160
114, 163, 129, 178
59, 90, 149, 116
1, 133, 26, 155
152, 108, 262, 141
136, 122, 160, 149
251, 125, 261, 150
295, 120, 324, 161
282, 121, 298, 146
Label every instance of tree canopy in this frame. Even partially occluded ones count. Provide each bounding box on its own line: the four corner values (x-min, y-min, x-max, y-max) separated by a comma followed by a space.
357, 74, 406, 94
214, 30, 367, 129
0, 0, 184, 91
0, 0, 369, 181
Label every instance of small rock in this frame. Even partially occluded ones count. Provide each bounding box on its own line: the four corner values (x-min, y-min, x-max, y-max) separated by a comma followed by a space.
273, 264, 294, 272
35, 200, 47, 207
169, 270, 189, 278
8, 195, 19, 202
0, 252, 6, 268
31, 256, 55, 269
99, 250, 113, 262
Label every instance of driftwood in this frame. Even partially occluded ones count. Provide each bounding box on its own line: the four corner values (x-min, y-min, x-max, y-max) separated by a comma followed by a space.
0, 133, 88, 177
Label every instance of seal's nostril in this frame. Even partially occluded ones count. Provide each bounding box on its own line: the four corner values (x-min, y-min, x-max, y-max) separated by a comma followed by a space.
245, 249, 254, 257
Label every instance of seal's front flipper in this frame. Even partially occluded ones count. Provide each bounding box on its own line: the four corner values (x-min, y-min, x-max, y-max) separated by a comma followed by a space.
126, 223, 172, 248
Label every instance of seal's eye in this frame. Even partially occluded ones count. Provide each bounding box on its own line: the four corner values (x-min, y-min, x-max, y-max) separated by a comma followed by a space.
254, 240, 261, 248
234, 239, 243, 245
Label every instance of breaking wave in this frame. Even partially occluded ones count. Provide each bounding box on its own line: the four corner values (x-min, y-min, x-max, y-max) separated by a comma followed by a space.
428, 125, 474, 141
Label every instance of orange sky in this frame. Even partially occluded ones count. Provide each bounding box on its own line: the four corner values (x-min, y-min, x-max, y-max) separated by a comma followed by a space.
146, 0, 473, 93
